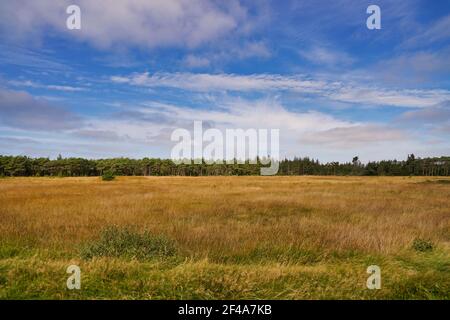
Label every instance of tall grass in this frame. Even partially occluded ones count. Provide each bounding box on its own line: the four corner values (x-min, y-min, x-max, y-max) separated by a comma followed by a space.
0, 176, 449, 299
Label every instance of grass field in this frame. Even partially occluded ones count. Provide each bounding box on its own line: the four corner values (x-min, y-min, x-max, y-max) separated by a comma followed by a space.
0, 176, 449, 299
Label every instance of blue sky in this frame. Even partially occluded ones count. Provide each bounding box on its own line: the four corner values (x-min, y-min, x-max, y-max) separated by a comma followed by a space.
0, 0, 449, 162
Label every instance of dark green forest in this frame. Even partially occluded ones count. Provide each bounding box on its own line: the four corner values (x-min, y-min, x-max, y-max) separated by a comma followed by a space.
1, 154, 449, 177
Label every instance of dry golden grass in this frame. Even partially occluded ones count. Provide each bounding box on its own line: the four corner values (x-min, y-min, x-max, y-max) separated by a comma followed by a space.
0, 176, 449, 299
1, 176, 449, 255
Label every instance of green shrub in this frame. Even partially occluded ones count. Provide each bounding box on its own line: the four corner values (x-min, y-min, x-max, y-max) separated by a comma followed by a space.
101, 171, 115, 181
81, 226, 177, 260
412, 238, 434, 252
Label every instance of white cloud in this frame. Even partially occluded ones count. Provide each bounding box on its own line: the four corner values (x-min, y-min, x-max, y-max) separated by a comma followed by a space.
138, 98, 353, 132
79, 97, 356, 155
0, 0, 255, 49
1, 88, 443, 162
75, 96, 428, 162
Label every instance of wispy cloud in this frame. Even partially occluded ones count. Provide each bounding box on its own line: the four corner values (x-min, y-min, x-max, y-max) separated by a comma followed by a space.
111, 72, 329, 93
8, 80, 86, 92
328, 87, 450, 108
401, 14, 450, 48
111, 71, 450, 108
0, 44, 71, 72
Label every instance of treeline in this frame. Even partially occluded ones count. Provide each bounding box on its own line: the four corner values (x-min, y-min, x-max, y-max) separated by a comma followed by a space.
0, 154, 449, 177
278, 155, 450, 176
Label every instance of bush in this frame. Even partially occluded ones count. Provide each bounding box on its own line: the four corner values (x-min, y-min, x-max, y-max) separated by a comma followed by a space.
81, 226, 177, 260
412, 238, 434, 252
101, 171, 115, 181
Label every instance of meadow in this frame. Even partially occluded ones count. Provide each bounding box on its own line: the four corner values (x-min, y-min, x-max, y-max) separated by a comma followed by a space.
0, 176, 449, 299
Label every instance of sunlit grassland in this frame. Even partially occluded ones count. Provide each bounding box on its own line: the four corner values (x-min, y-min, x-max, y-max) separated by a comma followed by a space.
0, 176, 449, 299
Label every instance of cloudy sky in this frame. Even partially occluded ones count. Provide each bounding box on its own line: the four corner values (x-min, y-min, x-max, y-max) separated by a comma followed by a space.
0, 0, 449, 162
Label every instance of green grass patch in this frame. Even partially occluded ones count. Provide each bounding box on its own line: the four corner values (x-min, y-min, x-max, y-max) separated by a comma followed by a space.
412, 238, 434, 252
80, 226, 178, 261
